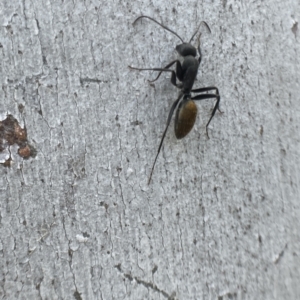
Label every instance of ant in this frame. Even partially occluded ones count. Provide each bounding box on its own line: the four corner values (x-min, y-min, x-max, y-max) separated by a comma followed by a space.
129, 15, 221, 184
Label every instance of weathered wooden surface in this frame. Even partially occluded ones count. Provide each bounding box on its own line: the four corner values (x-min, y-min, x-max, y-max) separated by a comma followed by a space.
0, 0, 299, 299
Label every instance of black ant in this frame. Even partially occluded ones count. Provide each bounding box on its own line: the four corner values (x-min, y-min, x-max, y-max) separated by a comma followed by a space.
129, 16, 221, 184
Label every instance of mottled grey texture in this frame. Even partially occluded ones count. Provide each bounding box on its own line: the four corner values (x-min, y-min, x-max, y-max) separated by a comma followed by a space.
0, 0, 299, 299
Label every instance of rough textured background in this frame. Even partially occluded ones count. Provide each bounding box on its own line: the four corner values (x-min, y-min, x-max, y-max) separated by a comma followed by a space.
0, 0, 299, 299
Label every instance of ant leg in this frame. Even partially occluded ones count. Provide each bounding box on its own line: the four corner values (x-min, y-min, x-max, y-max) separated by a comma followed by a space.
192, 86, 219, 93
149, 59, 183, 82
191, 92, 220, 138
192, 86, 222, 113
196, 33, 202, 64
148, 93, 183, 184
128, 66, 181, 88
198, 46, 202, 64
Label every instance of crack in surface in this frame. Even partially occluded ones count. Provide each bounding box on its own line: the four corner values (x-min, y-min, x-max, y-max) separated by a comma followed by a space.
115, 264, 176, 299
274, 243, 288, 264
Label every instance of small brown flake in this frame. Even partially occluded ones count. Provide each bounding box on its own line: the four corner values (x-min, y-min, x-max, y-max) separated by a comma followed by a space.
18, 145, 31, 159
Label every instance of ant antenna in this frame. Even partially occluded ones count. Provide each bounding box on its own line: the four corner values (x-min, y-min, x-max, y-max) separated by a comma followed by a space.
133, 15, 184, 43
188, 21, 211, 44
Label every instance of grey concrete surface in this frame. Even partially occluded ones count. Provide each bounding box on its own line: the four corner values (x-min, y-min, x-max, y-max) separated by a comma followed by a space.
0, 0, 299, 299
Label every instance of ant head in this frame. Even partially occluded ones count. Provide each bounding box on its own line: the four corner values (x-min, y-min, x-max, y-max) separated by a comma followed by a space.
176, 21, 211, 57
176, 43, 197, 57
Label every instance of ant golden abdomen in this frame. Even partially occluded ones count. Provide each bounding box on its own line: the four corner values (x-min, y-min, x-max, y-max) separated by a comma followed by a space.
175, 99, 197, 139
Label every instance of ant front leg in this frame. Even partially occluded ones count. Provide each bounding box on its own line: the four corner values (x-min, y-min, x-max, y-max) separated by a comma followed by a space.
148, 60, 184, 83
196, 34, 202, 65
191, 87, 220, 138
197, 45, 202, 65
128, 60, 184, 88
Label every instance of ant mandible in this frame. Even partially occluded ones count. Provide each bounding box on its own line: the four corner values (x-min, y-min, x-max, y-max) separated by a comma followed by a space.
129, 15, 221, 184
